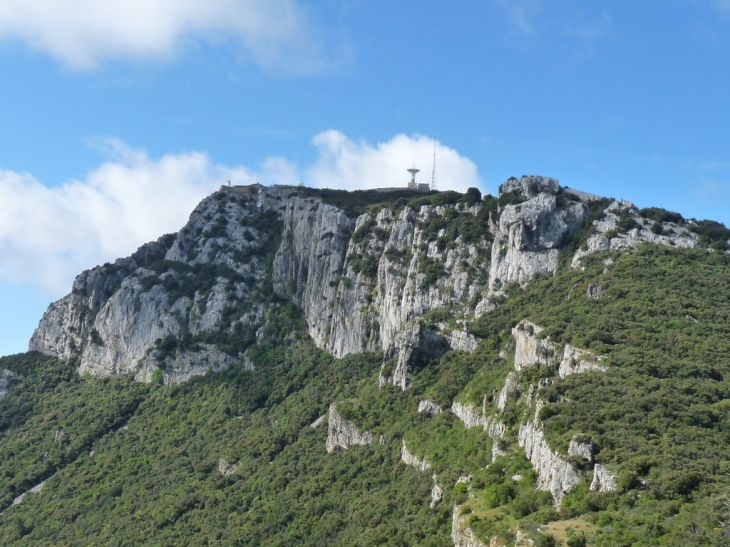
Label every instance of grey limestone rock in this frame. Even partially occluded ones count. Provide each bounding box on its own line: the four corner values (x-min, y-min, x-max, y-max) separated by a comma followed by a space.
568, 435, 597, 463
135, 345, 242, 385
325, 404, 374, 453
449, 329, 479, 353
492, 320, 609, 504
489, 179, 587, 294
451, 402, 487, 429
586, 283, 603, 299
430, 476, 444, 508
451, 505, 489, 547
418, 399, 442, 416
218, 458, 239, 476
559, 344, 606, 379
571, 199, 699, 269
31, 188, 279, 380
0, 369, 17, 399
590, 464, 618, 492
512, 321, 555, 371
400, 439, 431, 472
518, 416, 581, 506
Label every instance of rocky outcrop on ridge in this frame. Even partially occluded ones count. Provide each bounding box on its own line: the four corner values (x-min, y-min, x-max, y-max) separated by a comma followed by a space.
451, 401, 487, 429
488, 177, 587, 292
218, 458, 239, 476
29, 172, 712, 399
449, 318, 609, 505
570, 199, 699, 269
30, 187, 280, 381
431, 475, 444, 508
31, 176, 643, 386
518, 409, 581, 506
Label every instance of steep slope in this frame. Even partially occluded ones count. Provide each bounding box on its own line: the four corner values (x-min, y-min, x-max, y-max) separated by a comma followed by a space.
5, 177, 730, 545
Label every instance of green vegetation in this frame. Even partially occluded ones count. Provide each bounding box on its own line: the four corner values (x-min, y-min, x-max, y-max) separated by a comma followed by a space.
4, 186, 730, 545
690, 219, 730, 250
0, 344, 451, 546
640, 207, 685, 225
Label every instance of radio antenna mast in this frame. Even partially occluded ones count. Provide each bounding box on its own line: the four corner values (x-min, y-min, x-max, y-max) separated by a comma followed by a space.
430, 140, 437, 191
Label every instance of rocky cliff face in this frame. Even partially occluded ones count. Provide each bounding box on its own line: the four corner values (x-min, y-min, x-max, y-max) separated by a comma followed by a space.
30, 187, 282, 382
30, 177, 604, 389
488, 177, 587, 294
570, 199, 699, 269
447, 318, 609, 505
518, 411, 582, 506
451, 505, 490, 547
590, 463, 618, 493
325, 404, 374, 453
30, 176, 662, 387
400, 439, 431, 472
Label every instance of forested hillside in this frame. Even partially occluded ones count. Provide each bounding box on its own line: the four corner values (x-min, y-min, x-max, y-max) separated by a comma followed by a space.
1, 180, 730, 545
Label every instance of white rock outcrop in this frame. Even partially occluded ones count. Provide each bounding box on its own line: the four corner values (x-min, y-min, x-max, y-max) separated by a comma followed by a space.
401, 439, 431, 472
571, 200, 699, 269
558, 344, 606, 379
512, 321, 555, 371
491, 320, 610, 504
586, 284, 603, 299
451, 505, 489, 547
10, 480, 46, 509
568, 436, 596, 463
518, 417, 581, 505
418, 399, 442, 416
135, 346, 242, 385
450, 330, 479, 353
452, 402, 487, 429
431, 475, 444, 508
218, 458, 239, 476
489, 177, 587, 293
325, 404, 374, 453
590, 464, 618, 492
30, 178, 624, 388
30, 188, 277, 380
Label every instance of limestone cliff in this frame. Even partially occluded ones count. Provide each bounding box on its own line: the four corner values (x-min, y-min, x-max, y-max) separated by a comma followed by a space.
570, 199, 699, 269
400, 439, 431, 472
30, 176, 657, 386
325, 404, 374, 453
451, 505, 490, 547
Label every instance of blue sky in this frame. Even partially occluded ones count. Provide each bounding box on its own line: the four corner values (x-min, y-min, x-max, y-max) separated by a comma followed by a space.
1, 0, 729, 356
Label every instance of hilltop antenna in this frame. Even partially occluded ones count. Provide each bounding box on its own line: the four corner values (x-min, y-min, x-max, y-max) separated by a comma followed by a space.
430, 140, 437, 192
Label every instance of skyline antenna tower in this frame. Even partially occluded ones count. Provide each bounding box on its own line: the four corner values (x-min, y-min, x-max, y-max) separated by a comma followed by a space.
430, 140, 437, 192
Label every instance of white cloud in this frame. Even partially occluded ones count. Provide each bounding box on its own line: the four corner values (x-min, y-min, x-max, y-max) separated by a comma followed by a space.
0, 140, 258, 294
0, 0, 325, 73
0, 132, 482, 296
306, 130, 482, 194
